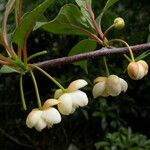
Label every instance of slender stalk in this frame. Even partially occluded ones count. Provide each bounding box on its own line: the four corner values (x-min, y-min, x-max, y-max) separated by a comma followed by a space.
123, 54, 132, 62
15, 0, 22, 59
18, 0, 22, 25
0, 54, 14, 64
2, 0, 17, 57
30, 65, 66, 92
27, 51, 47, 62
15, 0, 19, 27
20, 74, 27, 110
109, 39, 135, 61
30, 70, 42, 109
70, 24, 103, 44
0, 60, 10, 65
103, 56, 110, 77
84, 0, 104, 39
15, 0, 22, 26
103, 24, 115, 40
23, 39, 28, 64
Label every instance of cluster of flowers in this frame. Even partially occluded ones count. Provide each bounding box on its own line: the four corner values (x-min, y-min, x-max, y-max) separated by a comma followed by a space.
26, 79, 88, 131
26, 59, 149, 131
93, 60, 149, 97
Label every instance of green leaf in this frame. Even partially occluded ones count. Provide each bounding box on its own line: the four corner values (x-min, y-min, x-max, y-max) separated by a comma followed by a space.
0, 65, 19, 74
34, 4, 93, 35
96, 0, 119, 25
95, 141, 109, 149
69, 39, 97, 73
135, 51, 150, 61
12, 0, 55, 48
75, 0, 94, 29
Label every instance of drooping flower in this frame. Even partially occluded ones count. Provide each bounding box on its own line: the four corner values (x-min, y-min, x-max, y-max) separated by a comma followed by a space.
41, 107, 61, 128
93, 75, 128, 98
26, 106, 61, 131
54, 79, 88, 115
57, 93, 73, 115
127, 60, 149, 80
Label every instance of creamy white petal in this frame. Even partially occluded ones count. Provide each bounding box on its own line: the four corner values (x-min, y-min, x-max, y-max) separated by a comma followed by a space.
42, 107, 61, 125
54, 89, 64, 99
138, 60, 149, 75
69, 90, 88, 108
92, 81, 106, 98
34, 118, 47, 132
26, 109, 42, 128
106, 75, 121, 96
119, 78, 128, 92
137, 63, 145, 79
101, 89, 109, 97
67, 79, 88, 92
57, 93, 73, 115
43, 99, 59, 109
93, 77, 107, 84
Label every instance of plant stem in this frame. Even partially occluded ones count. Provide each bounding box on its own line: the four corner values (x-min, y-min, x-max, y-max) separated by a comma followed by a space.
109, 39, 135, 61
103, 24, 115, 40
15, 0, 22, 59
0, 54, 14, 64
84, 0, 104, 39
123, 54, 132, 62
30, 65, 66, 92
23, 39, 28, 64
30, 70, 42, 109
2, 0, 17, 58
0, 60, 10, 65
27, 51, 47, 62
103, 56, 110, 77
20, 74, 27, 110
34, 43, 150, 68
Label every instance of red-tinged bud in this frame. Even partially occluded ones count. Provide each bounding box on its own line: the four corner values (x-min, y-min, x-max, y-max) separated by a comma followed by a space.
127, 60, 149, 80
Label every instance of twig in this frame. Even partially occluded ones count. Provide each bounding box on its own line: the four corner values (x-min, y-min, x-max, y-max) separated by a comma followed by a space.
35, 43, 150, 68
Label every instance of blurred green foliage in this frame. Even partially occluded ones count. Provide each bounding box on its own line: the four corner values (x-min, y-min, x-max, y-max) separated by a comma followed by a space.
0, 0, 150, 150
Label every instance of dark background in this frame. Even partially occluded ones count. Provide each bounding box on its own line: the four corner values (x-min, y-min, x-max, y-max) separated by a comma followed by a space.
0, 0, 150, 149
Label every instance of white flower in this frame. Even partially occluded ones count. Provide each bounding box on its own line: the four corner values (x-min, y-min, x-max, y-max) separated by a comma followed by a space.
57, 93, 73, 115
93, 77, 107, 98
69, 90, 88, 108
54, 79, 88, 115
26, 107, 61, 131
67, 79, 88, 92
34, 118, 47, 132
43, 99, 59, 109
93, 75, 128, 98
42, 107, 61, 128
26, 109, 43, 129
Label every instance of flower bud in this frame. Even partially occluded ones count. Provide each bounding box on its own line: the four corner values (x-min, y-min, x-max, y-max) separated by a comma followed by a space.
127, 60, 149, 80
114, 17, 125, 30
67, 79, 88, 92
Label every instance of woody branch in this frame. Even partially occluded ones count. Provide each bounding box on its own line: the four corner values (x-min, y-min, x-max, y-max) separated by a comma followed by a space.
35, 43, 150, 68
